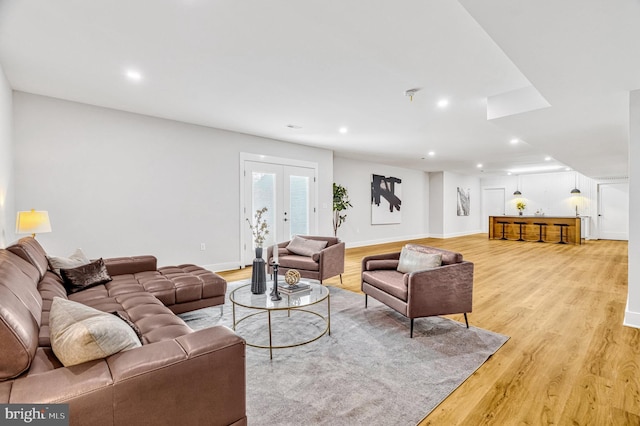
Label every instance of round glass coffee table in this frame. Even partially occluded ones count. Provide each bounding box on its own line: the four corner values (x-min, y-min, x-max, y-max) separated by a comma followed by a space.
230, 281, 330, 359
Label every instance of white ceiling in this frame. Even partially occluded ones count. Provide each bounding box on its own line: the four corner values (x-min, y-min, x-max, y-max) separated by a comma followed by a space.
0, 0, 638, 178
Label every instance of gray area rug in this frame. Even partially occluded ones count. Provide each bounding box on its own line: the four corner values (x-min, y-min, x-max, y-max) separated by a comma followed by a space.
180, 281, 509, 425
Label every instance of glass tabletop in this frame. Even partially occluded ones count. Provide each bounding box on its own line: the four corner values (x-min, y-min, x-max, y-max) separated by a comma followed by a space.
230, 281, 329, 310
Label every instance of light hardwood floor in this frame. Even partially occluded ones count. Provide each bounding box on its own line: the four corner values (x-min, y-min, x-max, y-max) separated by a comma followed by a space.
218, 234, 638, 425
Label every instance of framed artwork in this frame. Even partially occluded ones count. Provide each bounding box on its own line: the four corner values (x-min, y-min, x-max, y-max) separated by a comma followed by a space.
457, 187, 470, 216
371, 174, 402, 224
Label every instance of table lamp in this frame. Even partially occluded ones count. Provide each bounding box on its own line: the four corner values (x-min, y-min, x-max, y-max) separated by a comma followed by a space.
16, 209, 52, 238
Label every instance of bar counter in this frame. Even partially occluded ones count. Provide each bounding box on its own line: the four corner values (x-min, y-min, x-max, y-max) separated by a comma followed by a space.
489, 215, 582, 245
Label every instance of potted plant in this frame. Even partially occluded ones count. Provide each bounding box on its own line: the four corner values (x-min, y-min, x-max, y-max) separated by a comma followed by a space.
333, 183, 352, 237
516, 201, 526, 216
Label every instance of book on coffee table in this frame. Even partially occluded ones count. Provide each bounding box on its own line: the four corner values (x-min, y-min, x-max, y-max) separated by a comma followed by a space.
278, 283, 311, 294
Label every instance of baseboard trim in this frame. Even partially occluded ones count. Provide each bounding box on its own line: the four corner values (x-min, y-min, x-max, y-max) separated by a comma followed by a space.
202, 262, 242, 273
344, 234, 431, 249
429, 230, 484, 239
624, 301, 640, 329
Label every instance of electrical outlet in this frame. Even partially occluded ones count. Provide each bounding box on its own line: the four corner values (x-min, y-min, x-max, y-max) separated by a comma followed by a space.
200, 243, 206, 251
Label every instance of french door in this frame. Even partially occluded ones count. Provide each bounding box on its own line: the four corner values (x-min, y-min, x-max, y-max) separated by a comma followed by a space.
243, 160, 316, 265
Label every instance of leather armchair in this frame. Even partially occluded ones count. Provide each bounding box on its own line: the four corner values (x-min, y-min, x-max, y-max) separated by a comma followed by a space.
267, 236, 345, 284
361, 244, 473, 337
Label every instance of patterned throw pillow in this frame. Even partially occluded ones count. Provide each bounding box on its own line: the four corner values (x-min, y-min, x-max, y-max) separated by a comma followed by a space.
49, 297, 141, 367
47, 248, 90, 276
397, 246, 442, 274
286, 236, 328, 257
60, 258, 112, 294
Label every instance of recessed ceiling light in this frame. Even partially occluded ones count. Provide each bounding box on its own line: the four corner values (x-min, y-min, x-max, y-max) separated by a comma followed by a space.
544, 156, 552, 161
125, 69, 142, 81
507, 172, 512, 175
339, 127, 348, 134
510, 139, 519, 144
565, 167, 571, 171
437, 99, 449, 108
477, 163, 483, 168
428, 151, 435, 156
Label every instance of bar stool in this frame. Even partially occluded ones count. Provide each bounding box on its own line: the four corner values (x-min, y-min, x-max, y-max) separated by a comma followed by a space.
554, 223, 569, 244
514, 221, 527, 241
533, 222, 547, 242
497, 221, 510, 240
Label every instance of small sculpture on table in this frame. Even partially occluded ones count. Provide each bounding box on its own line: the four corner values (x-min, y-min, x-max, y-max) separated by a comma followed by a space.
284, 269, 301, 287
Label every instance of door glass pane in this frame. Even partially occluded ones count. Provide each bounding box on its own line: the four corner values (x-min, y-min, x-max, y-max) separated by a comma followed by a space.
289, 175, 309, 238
251, 172, 276, 249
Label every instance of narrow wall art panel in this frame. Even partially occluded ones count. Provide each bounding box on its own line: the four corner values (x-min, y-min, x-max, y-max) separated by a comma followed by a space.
457, 187, 470, 216
371, 174, 402, 224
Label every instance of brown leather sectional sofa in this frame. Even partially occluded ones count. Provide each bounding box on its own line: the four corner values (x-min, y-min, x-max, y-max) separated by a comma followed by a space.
0, 237, 247, 426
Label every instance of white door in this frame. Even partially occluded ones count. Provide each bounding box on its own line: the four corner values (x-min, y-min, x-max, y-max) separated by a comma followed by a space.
243, 161, 316, 264
598, 182, 629, 240
481, 188, 506, 233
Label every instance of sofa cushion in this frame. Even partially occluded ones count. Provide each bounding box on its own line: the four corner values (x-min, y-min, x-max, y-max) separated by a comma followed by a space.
60, 258, 113, 294
49, 297, 141, 367
403, 244, 463, 265
278, 255, 320, 271
362, 270, 408, 301
286, 236, 328, 257
397, 246, 442, 273
0, 250, 42, 380
7, 237, 50, 280
47, 248, 90, 276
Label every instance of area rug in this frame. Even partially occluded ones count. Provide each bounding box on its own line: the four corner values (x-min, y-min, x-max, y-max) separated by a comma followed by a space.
180, 281, 509, 425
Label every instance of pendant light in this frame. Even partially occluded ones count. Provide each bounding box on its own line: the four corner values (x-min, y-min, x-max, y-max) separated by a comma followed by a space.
570, 171, 581, 194
513, 175, 522, 196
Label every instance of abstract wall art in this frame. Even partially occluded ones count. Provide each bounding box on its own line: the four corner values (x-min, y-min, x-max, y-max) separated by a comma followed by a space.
457, 187, 470, 216
371, 174, 402, 224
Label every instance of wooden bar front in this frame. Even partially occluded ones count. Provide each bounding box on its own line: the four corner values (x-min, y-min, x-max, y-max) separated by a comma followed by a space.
489, 216, 582, 245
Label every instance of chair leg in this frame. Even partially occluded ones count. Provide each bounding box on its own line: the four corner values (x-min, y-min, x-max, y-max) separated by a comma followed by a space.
364, 294, 368, 308
464, 313, 469, 328
410, 318, 414, 338
339, 274, 343, 285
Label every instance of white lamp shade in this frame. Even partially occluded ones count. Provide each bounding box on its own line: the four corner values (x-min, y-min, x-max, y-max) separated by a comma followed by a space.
16, 210, 52, 235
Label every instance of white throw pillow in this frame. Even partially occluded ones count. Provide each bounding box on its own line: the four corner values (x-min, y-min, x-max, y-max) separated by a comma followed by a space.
47, 248, 90, 276
49, 297, 141, 367
397, 246, 442, 273
286, 236, 328, 257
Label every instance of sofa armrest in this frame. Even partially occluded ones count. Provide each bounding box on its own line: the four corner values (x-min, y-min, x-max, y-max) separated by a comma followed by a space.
103, 255, 157, 276
318, 241, 345, 279
361, 252, 401, 272
8, 326, 247, 426
109, 326, 246, 426
406, 261, 474, 318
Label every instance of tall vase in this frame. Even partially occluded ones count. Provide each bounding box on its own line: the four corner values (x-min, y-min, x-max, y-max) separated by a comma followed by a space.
251, 247, 267, 294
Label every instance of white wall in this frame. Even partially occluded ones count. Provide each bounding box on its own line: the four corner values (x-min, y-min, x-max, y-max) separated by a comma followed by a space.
333, 157, 429, 247
626, 89, 640, 328
480, 171, 597, 238
429, 172, 444, 236
13, 92, 334, 269
0, 64, 13, 248
429, 171, 482, 238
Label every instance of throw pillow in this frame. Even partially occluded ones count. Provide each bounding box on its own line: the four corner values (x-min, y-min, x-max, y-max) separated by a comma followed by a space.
60, 258, 112, 294
49, 297, 141, 367
47, 248, 90, 276
397, 246, 442, 274
112, 311, 144, 344
286, 236, 328, 258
